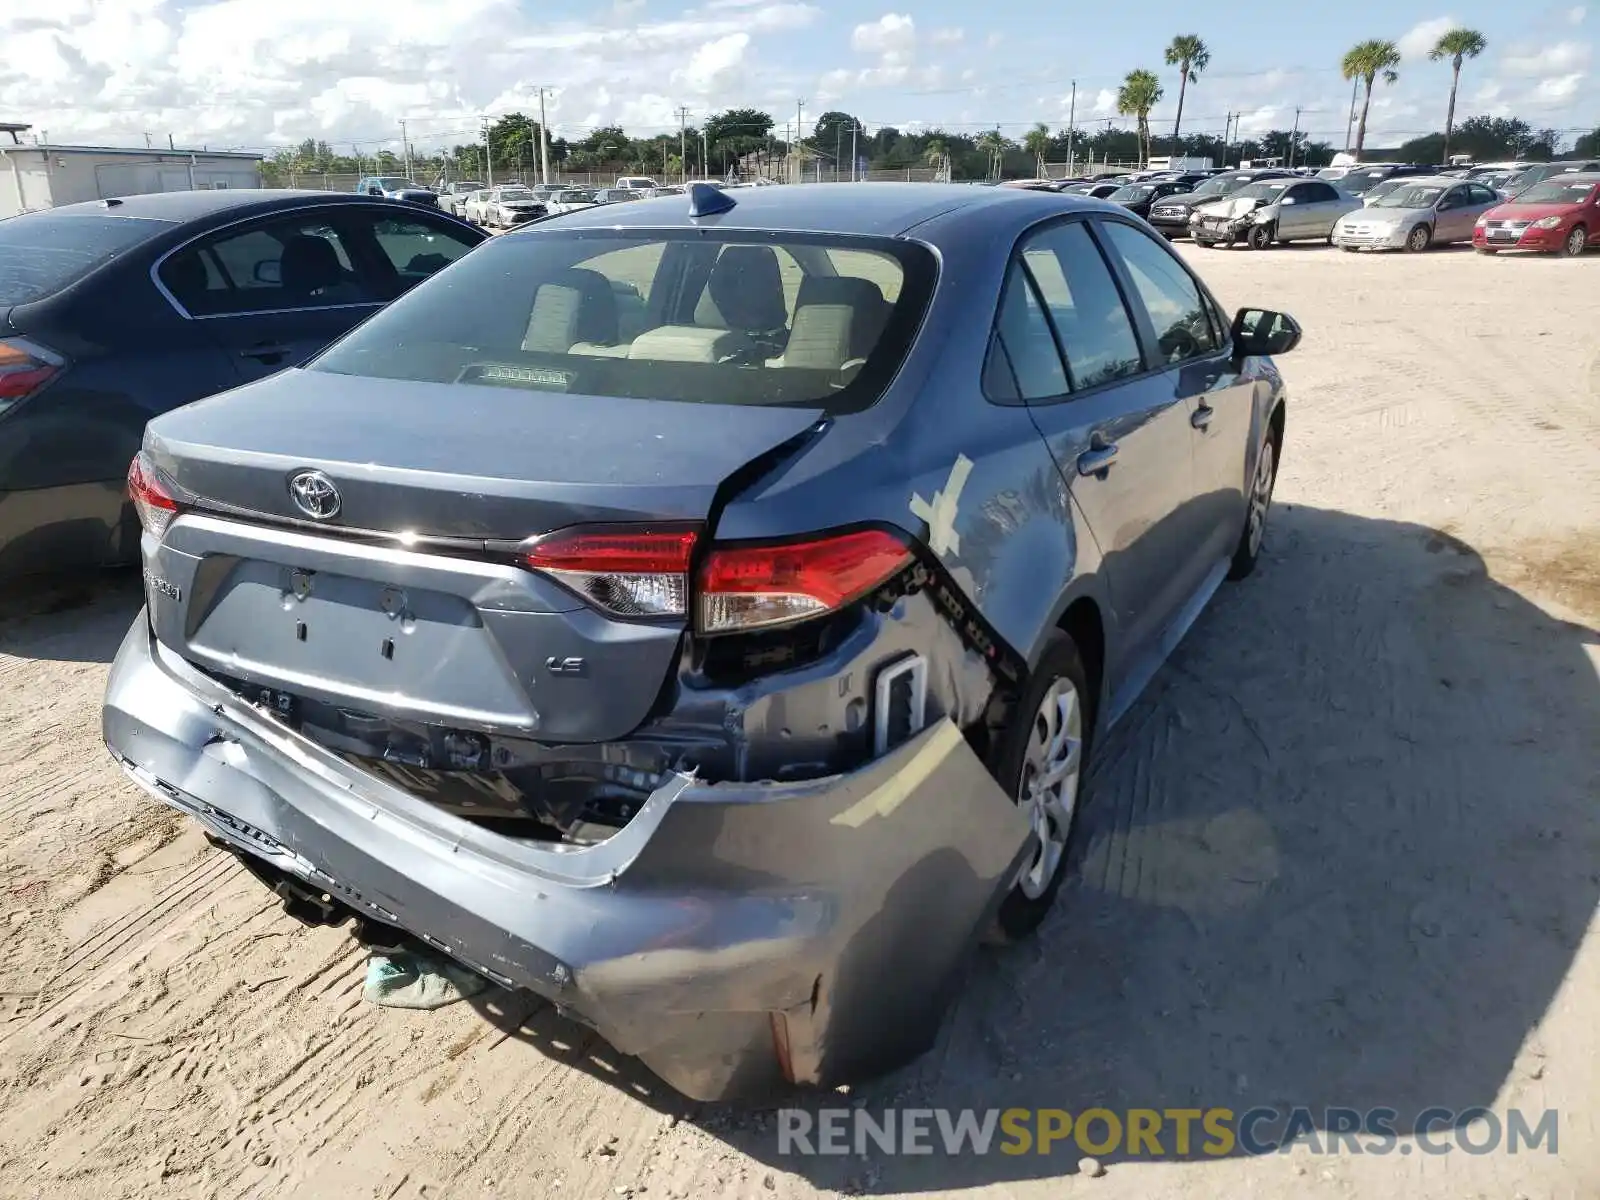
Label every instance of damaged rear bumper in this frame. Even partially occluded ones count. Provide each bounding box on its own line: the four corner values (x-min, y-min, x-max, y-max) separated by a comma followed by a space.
101, 615, 1033, 1102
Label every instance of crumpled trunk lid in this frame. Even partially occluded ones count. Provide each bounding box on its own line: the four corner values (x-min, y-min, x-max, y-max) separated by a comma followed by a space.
139, 368, 826, 745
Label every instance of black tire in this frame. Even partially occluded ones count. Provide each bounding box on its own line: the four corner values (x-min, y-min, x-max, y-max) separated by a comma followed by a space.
986, 632, 1095, 942
1228, 429, 1280, 581
1476, 247, 1498, 255
1405, 224, 1433, 253
1558, 225, 1588, 257
1245, 223, 1273, 251
1341, 245, 1360, 253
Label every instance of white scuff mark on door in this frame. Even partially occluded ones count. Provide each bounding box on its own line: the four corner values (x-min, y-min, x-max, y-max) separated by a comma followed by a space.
909, 453, 973, 559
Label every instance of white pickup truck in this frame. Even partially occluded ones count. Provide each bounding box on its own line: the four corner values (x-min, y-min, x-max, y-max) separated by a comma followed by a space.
614, 176, 659, 191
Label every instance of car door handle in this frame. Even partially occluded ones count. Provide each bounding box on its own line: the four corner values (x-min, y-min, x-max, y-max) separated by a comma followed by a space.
240, 342, 289, 362
1191, 403, 1215, 430
1076, 444, 1119, 476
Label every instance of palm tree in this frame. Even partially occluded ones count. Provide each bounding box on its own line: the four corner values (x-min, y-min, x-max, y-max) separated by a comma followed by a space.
1117, 69, 1164, 166
1024, 122, 1051, 177
1341, 39, 1401, 158
1163, 35, 1211, 148
976, 129, 1009, 180
1429, 28, 1487, 162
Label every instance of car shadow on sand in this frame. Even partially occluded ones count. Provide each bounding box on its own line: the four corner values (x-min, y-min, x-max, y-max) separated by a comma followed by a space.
466, 504, 1600, 1190
0, 569, 143, 663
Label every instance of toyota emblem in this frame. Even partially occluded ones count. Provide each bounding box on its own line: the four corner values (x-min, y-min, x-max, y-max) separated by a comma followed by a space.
288, 470, 341, 520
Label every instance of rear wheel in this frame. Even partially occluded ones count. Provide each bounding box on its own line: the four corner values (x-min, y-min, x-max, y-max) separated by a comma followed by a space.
1245, 223, 1273, 251
1559, 225, 1588, 257
1341, 245, 1360, 253
1405, 224, 1433, 253
1476, 247, 1498, 255
987, 633, 1092, 942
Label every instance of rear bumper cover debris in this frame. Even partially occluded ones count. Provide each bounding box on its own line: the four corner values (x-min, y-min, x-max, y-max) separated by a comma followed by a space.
102, 616, 1033, 1101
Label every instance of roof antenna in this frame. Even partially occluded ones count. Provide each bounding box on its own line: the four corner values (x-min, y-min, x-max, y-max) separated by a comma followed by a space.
687, 181, 736, 217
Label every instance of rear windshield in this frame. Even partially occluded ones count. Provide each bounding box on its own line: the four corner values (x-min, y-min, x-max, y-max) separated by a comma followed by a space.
308, 229, 936, 415
0, 212, 167, 306
1110, 184, 1156, 201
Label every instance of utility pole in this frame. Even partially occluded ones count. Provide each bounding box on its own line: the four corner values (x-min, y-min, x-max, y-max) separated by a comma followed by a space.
795, 99, 805, 184
400, 119, 410, 180
677, 106, 690, 184
850, 120, 859, 181
144, 132, 152, 148
168, 133, 175, 150
537, 87, 552, 185
483, 117, 494, 186
701, 128, 709, 178
835, 123, 841, 182
1066, 80, 1077, 176
1289, 106, 1301, 168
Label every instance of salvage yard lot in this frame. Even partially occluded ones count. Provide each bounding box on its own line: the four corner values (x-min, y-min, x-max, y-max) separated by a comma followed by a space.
2, 244, 1598, 1200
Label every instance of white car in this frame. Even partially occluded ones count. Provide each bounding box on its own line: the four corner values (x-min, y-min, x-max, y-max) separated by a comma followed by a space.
480, 185, 548, 229
614, 176, 658, 190
460, 190, 493, 224
544, 188, 600, 216
436, 181, 485, 216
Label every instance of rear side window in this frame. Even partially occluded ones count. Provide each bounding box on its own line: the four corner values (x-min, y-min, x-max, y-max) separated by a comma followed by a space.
308, 230, 936, 416
0, 212, 167, 306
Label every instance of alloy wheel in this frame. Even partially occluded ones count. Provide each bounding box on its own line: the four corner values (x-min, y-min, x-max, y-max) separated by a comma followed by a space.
1016, 677, 1084, 900
1566, 227, 1588, 256
1247, 439, 1276, 557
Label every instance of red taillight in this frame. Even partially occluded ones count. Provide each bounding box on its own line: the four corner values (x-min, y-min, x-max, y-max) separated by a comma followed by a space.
520, 524, 914, 633
524, 527, 698, 617
0, 337, 64, 410
698, 529, 912, 634
127, 452, 180, 538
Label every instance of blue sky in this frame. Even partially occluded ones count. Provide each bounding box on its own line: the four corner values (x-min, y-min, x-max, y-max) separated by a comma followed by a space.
0, 0, 1591, 152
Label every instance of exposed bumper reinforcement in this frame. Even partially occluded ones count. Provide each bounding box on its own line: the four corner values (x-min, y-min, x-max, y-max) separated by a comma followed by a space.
102, 615, 1033, 1102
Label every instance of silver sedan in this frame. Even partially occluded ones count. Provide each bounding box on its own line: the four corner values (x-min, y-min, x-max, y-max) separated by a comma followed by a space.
1332, 176, 1504, 252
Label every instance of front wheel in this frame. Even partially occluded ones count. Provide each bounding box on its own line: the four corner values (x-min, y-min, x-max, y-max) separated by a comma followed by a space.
1405, 224, 1433, 253
1476, 246, 1498, 255
987, 633, 1093, 942
1228, 433, 1279, 580
1245, 223, 1273, 251
1559, 225, 1588, 257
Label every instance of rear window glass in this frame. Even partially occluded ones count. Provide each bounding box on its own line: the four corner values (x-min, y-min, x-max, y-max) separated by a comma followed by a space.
308, 230, 936, 415
0, 212, 166, 306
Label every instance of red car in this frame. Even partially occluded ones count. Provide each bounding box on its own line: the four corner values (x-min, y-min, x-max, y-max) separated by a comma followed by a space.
1473, 173, 1600, 256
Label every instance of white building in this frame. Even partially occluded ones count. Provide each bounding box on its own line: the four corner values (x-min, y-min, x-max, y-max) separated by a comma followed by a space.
0, 122, 262, 219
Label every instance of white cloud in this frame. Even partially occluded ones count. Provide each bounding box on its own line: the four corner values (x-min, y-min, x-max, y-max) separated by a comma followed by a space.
1568, 5, 1587, 23
1397, 16, 1458, 60
0, 0, 821, 150
673, 32, 748, 94
1232, 105, 1282, 136
1501, 39, 1591, 74
929, 27, 964, 45
985, 32, 1003, 49
1090, 88, 1117, 116
1535, 71, 1584, 98
850, 13, 915, 58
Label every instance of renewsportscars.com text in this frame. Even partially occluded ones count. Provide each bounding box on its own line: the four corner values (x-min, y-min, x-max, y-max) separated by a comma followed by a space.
777, 1106, 1559, 1158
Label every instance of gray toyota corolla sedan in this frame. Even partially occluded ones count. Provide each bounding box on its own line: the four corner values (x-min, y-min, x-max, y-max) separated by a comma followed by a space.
102, 182, 1300, 1101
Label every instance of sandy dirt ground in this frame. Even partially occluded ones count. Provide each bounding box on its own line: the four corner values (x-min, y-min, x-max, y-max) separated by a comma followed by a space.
1, 241, 1598, 1200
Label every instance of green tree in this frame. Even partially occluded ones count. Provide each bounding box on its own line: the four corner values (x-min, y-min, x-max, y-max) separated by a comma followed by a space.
1117, 69, 1164, 165
1429, 28, 1487, 161
1023, 122, 1051, 176
1341, 39, 1401, 157
1163, 35, 1210, 148
1396, 132, 1447, 162
1451, 115, 1532, 159
810, 111, 865, 178
705, 108, 776, 173
1574, 127, 1600, 157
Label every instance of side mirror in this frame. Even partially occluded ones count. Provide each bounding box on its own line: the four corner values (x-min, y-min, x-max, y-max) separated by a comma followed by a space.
367, 186, 383, 196
254, 259, 281, 285
1232, 308, 1301, 358
1279, 197, 1296, 205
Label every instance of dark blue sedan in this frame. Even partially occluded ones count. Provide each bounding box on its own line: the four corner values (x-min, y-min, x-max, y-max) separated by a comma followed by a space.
0, 189, 485, 579
105, 181, 1300, 1101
